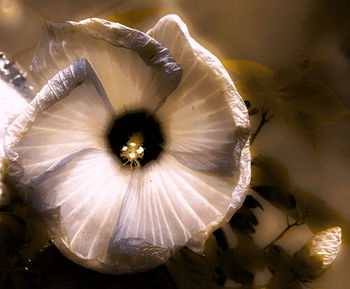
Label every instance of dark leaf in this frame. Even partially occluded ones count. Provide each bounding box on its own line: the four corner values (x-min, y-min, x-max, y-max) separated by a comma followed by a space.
266, 270, 302, 289
0, 213, 28, 249
213, 228, 228, 251
234, 232, 265, 274
252, 186, 296, 211
292, 246, 324, 281
242, 195, 263, 210
229, 195, 263, 235
221, 249, 254, 286
248, 107, 259, 116
166, 235, 220, 289
292, 189, 350, 244
229, 207, 257, 235
265, 245, 292, 274
265, 246, 302, 289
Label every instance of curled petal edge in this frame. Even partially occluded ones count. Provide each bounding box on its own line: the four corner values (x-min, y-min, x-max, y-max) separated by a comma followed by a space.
4, 59, 107, 187
186, 139, 251, 253
31, 18, 183, 111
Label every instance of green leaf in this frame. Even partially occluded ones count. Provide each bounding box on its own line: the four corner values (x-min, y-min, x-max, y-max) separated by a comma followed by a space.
108, 8, 160, 28
292, 189, 350, 244
166, 235, 222, 289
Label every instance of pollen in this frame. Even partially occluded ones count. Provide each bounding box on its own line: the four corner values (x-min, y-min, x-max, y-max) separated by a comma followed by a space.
120, 133, 145, 168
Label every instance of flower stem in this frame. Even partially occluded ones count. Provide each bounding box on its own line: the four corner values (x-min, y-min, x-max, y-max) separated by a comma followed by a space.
263, 219, 305, 250
250, 109, 272, 145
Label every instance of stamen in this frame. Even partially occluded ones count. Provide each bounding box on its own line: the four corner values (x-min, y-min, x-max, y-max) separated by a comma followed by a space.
120, 132, 145, 168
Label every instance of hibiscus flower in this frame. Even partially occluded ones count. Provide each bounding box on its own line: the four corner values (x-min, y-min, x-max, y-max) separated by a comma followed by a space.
4, 15, 251, 274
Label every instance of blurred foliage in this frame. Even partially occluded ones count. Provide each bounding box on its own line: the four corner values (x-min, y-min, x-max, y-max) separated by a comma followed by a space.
222, 58, 350, 153
166, 235, 223, 289
292, 245, 325, 281
108, 8, 160, 28
292, 189, 350, 244
229, 195, 263, 235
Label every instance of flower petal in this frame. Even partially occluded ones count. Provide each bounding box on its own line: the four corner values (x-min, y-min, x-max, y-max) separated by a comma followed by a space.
31, 18, 182, 114
30, 148, 131, 266
0, 79, 28, 200
149, 15, 250, 176
111, 149, 250, 255
5, 59, 113, 184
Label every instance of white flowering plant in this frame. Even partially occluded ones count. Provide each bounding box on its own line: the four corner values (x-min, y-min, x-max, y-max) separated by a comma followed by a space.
0, 12, 349, 289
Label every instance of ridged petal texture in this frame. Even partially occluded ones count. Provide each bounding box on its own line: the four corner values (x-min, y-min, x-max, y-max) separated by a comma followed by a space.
149, 15, 250, 176
4, 15, 251, 274
30, 18, 182, 114
5, 59, 113, 185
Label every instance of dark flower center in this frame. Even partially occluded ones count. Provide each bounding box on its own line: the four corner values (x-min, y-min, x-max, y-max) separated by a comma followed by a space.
107, 111, 164, 168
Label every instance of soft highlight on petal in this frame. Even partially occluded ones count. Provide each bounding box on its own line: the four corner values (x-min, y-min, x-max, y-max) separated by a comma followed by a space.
0, 79, 28, 201
31, 149, 130, 263
5, 59, 113, 184
149, 15, 250, 176
31, 18, 182, 114
111, 150, 249, 254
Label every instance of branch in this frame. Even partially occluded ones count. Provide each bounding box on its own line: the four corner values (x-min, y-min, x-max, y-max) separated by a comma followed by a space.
263, 219, 305, 250
250, 109, 273, 145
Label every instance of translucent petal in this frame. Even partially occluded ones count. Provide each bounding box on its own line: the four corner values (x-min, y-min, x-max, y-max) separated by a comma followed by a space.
149, 15, 250, 176
0, 79, 28, 198
111, 149, 250, 254
30, 149, 130, 263
0, 79, 28, 157
31, 18, 182, 114
5, 59, 113, 184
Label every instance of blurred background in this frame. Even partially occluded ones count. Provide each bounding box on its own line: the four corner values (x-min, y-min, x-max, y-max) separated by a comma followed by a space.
0, 0, 349, 288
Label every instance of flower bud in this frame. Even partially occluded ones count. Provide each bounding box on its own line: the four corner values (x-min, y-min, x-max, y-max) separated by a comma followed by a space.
309, 226, 342, 268
292, 227, 342, 281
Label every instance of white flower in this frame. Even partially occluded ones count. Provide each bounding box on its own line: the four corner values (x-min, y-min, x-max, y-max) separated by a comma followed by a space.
4, 15, 250, 274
